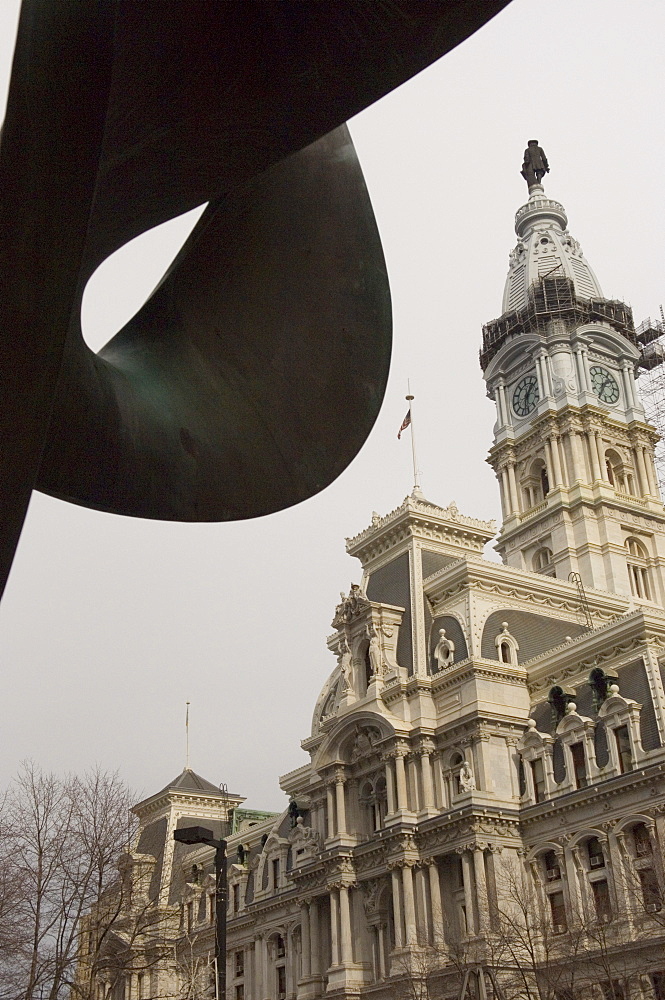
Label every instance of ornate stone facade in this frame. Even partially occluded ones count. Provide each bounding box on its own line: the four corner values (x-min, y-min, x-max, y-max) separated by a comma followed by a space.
79, 171, 665, 1000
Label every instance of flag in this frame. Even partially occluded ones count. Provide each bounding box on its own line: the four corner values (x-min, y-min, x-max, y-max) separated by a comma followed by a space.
397, 409, 411, 440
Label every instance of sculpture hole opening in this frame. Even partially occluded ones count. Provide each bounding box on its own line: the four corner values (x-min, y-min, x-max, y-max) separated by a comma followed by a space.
80, 203, 208, 353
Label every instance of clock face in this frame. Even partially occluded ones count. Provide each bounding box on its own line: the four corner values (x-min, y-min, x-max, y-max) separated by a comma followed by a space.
589, 366, 620, 404
512, 374, 540, 417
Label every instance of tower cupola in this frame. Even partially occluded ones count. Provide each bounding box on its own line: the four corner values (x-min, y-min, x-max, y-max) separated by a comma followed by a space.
480, 143, 665, 601
503, 182, 603, 313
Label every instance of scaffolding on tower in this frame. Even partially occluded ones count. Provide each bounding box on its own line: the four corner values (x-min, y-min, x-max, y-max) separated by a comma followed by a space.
635, 306, 665, 496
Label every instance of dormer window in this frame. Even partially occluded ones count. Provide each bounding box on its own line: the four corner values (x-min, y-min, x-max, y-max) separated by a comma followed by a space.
530, 758, 546, 802
495, 623, 519, 665
570, 742, 588, 789
614, 725, 632, 773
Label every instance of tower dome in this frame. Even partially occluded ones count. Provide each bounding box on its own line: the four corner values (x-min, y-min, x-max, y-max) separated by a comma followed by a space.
502, 181, 603, 314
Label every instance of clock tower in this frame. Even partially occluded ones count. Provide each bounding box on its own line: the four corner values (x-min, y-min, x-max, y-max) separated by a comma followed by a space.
481, 143, 665, 603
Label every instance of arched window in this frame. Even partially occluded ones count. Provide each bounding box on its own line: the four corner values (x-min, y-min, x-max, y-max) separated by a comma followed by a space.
521, 458, 550, 509
606, 449, 635, 494
533, 546, 555, 576
625, 536, 651, 599
626, 822, 662, 913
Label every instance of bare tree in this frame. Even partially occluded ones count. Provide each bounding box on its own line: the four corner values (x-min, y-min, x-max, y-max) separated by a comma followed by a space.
0, 762, 140, 1000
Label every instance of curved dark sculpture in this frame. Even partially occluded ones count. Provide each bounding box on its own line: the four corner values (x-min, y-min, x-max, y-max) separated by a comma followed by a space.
0, 1, 510, 597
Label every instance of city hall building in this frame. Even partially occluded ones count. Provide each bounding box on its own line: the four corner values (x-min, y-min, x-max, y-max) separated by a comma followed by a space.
80, 163, 665, 1000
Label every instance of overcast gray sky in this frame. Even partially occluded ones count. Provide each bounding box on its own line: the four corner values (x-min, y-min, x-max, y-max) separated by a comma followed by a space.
1, 1, 664, 810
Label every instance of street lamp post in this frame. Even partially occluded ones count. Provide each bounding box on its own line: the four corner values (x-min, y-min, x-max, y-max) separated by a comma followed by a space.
173, 825, 227, 1000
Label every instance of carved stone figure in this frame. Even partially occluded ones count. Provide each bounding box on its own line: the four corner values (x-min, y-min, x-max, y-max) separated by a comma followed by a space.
434, 628, 455, 669
339, 637, 353, 693
367, 626, 383, 677
459, 760, 476, 792
520, 140, 549, 187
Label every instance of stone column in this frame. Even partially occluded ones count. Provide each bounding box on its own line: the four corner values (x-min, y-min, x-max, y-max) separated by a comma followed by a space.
261, 934, 269, 999
377, 923, 387, 980
330, 890, 340, 966
407, 755, 419, 812
635, 446, 650, 496
535, 354, 546, 397
643, 446, 659, 495
310, 898, 321, 976
339, 886, 353, 964
419, 747, 435, 810
473, 847, 489, 933
414, 864, 429, 944
500, 468, 511, 516
580, 348, 591, 391
300, 903, 311, 979
461, 850, 476, 935
394, 751, 408, 811
570, 431, 586, 481
428, 860, 445, 946
588, 430, 601, 481
391, 869, 404, 949
335, 771, 347, 835
384, 757, 396, 814
326, 784, 335, 840
401, 865, 417, 945
549, 435, 563, 486
507, 461, 520, 513
433, 753, 444, 808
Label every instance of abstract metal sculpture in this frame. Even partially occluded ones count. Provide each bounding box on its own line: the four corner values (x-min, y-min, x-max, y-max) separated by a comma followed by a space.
0, 1, 510, 600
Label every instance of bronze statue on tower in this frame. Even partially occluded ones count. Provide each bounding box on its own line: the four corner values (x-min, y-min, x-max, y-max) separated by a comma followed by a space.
521, 139, 549, 187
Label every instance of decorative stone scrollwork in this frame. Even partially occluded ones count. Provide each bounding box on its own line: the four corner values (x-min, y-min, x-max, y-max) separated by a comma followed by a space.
288, 816, 322, 866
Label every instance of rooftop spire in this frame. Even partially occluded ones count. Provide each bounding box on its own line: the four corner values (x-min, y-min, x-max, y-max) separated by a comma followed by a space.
500, 143, 603, 314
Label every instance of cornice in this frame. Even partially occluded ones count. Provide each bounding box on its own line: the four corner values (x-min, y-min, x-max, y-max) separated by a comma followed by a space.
345, 493, 495, 567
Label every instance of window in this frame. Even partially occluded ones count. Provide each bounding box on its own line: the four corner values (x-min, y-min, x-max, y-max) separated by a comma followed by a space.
500, 642, 511, 663
530, 758, 546, 802
541, 466, 550, 497
235, 950, 244, 977
233, 883, 240, 911
639, 868, 662, 910
235, 986, 245, 1000
543, 850, 561, 882
533, 547, 555, 576
549, 891, 567, 933
587, 837, 605, 869
601, 983, 625, 1000
633, 822, 653, 857
592, 879, 612, 921
625, 537, 651, 599
277, 966, 286, 998
137, 975, 144, 1000
570, 742, 588, 789
276, 934, 286, 958
186, 901, 193, 933
651, 972, 665, 1000
272, 858, 281, 889
614, 725, 632, 773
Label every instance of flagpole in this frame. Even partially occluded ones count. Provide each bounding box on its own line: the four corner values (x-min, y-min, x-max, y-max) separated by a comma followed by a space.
185, 701, 190, 769
406, 390, 420, 491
